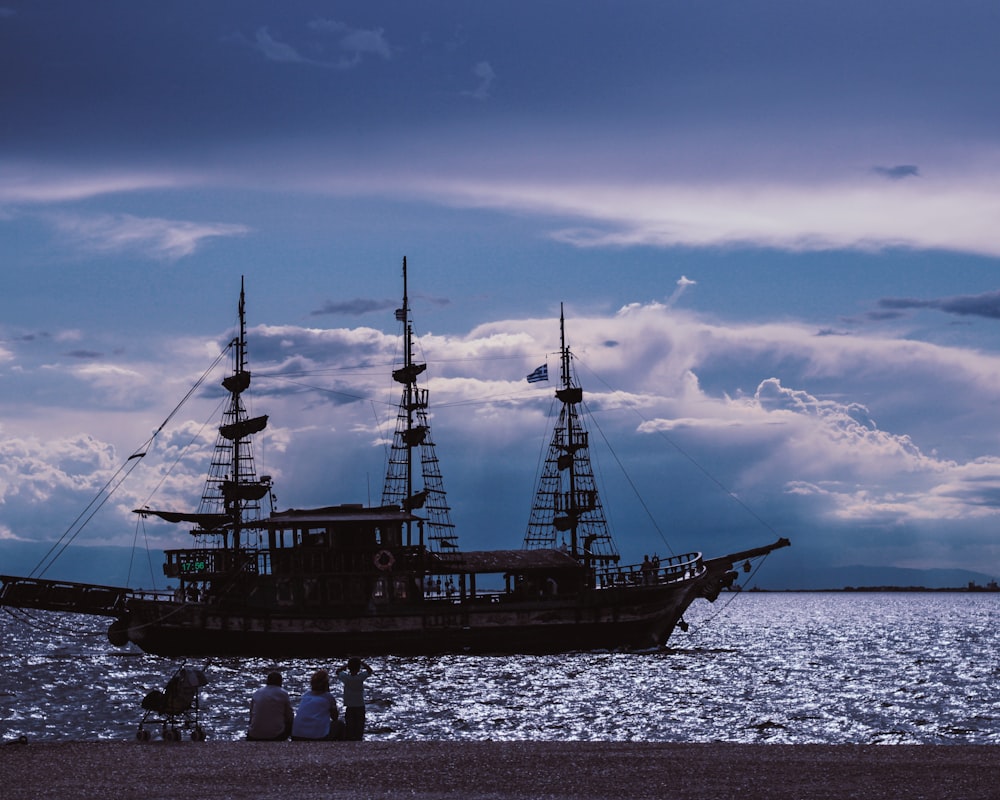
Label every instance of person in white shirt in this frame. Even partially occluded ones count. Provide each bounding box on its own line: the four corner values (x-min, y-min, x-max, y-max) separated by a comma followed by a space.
247, 671, 293, 741
336, 658, 374, 741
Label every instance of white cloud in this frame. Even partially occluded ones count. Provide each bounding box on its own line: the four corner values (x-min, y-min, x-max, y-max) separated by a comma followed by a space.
251, 21, 393, 69
49, 212, 249, 260
423, 176, 1000, 258
0, 162, 189, 203
309, 19, 392, 62
254, 27, 307, 64
6, 300, 1000, 576
463, 61, 496, 101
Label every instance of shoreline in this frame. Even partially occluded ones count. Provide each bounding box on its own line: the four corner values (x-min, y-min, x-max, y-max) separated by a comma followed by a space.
2, 741, 998, 799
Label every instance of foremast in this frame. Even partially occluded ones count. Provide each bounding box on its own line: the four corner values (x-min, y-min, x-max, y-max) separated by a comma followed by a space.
524, 305, 619, 575
136, 278, 272, 553
381, 257, 457, 551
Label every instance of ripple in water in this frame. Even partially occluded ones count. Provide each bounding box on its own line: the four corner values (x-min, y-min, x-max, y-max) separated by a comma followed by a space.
2, 593, 999, 743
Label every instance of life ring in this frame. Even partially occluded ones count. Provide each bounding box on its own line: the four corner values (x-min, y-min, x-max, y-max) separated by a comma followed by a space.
374, 550, 395, 571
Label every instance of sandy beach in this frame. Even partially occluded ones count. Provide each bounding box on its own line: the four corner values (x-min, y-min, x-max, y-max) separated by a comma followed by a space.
1, 740, 997, 799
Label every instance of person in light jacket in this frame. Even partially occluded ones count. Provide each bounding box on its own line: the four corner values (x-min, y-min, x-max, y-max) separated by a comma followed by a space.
292, 669, 344, 741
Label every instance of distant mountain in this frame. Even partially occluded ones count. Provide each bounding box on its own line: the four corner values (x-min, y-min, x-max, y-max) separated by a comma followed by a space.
765, 564, 998, 591
0, 541, 164, 588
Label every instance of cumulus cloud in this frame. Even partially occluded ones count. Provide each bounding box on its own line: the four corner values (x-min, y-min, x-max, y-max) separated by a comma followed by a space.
49, 213, 249, 260
6, 301, 1000, 577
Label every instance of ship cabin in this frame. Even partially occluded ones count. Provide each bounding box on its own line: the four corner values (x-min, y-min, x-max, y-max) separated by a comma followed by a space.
161, 504, 588, 610
427, 548, 588, 605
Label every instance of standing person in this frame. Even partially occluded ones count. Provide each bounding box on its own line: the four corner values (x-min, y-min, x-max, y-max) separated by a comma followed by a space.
247, 670, 294, 741
336, 657, 374, 741
292, 669, 344, 741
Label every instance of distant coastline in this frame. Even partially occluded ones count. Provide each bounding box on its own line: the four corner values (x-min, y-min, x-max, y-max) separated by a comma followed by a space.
750, 581, 1000, 593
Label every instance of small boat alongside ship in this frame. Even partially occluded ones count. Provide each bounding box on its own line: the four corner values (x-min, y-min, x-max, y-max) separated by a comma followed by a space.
0, 262, 788, 656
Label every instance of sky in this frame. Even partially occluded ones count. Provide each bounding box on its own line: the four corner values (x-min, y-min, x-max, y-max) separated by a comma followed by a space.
4, 1, 1000, 589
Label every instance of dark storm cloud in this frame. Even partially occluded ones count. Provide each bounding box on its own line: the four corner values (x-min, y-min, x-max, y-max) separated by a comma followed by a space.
12, 332, 51, 342
879, 290, 1000, 320
864, 310, 907, 322
872, 165, 920, 180
310, 298, 396, 317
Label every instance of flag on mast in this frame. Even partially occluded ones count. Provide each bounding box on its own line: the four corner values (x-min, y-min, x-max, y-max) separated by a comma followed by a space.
526, 364, 548, 383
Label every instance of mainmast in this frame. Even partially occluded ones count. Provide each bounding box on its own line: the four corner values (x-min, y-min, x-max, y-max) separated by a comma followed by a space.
524, 305, 619, 572
381, 257, 457, 551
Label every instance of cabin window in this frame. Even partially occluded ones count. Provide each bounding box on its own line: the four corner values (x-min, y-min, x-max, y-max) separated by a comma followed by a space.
275, 580, 294, 606
376, 525, 401, 548
305, 527, 327, 546
393, 577, 408, 600
372, 577, 388, 600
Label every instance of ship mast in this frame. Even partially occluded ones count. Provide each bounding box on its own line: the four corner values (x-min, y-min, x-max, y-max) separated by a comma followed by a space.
381, 257, 457, 551
524, 305, 619, 573
199, 278, 271, 551
135, 278, 272, 553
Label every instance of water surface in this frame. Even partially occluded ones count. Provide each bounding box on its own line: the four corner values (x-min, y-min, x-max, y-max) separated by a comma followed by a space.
2, 593, 997, 743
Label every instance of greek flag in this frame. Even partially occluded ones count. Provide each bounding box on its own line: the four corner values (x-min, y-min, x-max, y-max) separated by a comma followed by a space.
394, 308, 406, 322
526, 364, 548, 383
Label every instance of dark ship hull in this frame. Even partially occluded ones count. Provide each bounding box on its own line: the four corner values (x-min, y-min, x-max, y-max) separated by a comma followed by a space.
0, 265, 789, 656
2, 536, 786, 657
124, 592, 696, 657
1, 545, 784, 657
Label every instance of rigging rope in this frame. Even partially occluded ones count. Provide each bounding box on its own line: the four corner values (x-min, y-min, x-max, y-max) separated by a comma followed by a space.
1, 606, 108, 640
574, 357, 781, 539
682, 552, 776, 642
28, 344, 231, 581
582, 397, 675, 557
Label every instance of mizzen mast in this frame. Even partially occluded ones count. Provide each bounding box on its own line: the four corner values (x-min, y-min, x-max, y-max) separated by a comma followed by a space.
524, 305, 619, 572
381, 257, 457, 550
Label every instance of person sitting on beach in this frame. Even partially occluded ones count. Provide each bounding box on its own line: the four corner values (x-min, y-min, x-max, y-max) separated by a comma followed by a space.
291, 669, 345, 741
247, 670, 293, 741
336, 658, 374, 741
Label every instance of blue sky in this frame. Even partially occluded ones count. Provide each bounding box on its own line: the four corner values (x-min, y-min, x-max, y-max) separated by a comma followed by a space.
4, 1, 1000, 588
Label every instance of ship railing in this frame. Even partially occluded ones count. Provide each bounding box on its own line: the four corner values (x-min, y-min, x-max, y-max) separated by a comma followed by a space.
595, 552, 704, 589
127, 588, 177, 603
163, 547, 266, 580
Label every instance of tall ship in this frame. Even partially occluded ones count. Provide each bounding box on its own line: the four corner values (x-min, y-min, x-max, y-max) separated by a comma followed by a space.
0, 263, 788, 656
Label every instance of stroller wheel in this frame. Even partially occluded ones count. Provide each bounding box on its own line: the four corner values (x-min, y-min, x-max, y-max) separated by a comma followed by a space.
191, 726, 206, 742
136, 728, 151, 742
164, 727, 182, 742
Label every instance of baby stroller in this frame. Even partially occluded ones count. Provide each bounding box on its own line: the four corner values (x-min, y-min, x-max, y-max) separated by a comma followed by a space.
137, 664, 209, 741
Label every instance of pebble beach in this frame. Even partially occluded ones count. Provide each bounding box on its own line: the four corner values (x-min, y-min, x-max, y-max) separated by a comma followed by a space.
2, 741, 997, 800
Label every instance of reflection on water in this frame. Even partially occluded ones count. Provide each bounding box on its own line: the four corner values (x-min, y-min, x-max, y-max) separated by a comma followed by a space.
2, 593, 999, 743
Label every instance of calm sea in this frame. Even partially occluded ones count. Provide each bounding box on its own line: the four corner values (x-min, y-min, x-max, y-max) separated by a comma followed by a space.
2, 593, 998, 744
